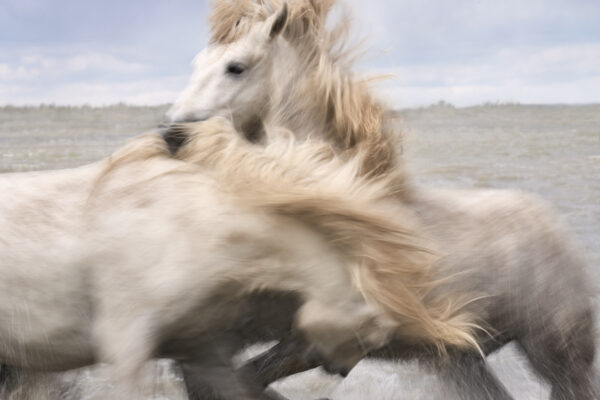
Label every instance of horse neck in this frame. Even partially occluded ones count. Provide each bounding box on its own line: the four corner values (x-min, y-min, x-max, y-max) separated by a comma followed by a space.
267, 41, 402, 180
265, 41, 328, 139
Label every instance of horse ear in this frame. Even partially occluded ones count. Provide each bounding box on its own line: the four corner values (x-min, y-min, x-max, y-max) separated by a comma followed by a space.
268, 3, 288, 39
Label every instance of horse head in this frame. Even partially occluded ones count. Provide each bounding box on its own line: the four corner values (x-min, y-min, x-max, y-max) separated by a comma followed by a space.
166, 3, 292, 146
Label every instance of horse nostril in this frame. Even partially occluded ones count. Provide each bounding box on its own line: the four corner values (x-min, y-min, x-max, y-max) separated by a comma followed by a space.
162, 125, 188, 154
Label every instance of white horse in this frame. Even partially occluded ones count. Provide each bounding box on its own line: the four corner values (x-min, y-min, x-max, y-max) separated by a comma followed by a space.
0, 115, 482, 399
0, 124, 440, 398
166, 1, 597, 399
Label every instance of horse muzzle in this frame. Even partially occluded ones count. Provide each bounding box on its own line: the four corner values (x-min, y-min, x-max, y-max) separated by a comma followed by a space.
161, 124, 189, 155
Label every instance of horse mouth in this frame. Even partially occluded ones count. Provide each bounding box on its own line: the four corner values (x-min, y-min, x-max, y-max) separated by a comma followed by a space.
161, 111, 214, 154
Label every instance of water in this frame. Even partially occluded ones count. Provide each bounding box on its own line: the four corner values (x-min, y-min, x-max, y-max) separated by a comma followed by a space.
0, 105, 167, 173
0, 104, 598, 399
401, 103, 600, 276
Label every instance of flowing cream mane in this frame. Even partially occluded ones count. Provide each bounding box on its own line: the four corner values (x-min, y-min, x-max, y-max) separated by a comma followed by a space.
173, 118, 480, 351
94, 119, 479, 351
210, 0, 404, 183
92, 1, 482, 351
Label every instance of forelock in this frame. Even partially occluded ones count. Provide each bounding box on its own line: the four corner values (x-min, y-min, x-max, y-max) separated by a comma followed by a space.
209, 0, 336, 45
210, 0, 266, 44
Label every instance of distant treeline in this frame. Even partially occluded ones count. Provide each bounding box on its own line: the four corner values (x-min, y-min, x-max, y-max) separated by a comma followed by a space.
2, 102, 599, 113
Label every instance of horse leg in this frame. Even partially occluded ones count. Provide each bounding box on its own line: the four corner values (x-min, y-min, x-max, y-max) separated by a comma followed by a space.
239, 334, 323, 389
180, 352, 287, 400
95, 314, 156, 399
517, 311, 597, 400
434, 351, 514, 400
182, 334, 330, 400
180, 364, 221, 400
0, 364, 19, 397
179, 359, 291, 400
237, 335, 333, 400
241, 337, 515, 400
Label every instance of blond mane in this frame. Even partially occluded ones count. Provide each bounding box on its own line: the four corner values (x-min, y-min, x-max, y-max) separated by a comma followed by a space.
175, 118, 480, 351
86, 132, 181, 204
90, 0, 479, 349
210, 0, 404, 183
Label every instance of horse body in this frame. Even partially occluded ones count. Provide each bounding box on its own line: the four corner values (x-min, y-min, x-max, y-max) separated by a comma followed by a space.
165, 1, 597, 398
366, 187, 594, 400
168, 118, 597, 400
411, 186, 592, 332
0, 135, 406, 398
407, 187, 596, 399
0, 166, 98, 370
231, 186, 596, 400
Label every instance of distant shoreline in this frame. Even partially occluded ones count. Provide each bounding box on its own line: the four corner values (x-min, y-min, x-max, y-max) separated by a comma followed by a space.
1, 102, 600, 112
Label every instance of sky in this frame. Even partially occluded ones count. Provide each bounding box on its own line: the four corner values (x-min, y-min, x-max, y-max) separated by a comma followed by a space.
1, 0, 599, 107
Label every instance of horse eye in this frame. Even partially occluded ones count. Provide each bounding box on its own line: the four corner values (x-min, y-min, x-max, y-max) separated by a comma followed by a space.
226, 62, 247, 76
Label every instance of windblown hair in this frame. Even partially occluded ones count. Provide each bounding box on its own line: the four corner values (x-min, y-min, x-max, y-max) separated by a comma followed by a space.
87, 132, 174, 203
94, 0, 478, 348
171, 118, 481, 351
210, 0, 404, 182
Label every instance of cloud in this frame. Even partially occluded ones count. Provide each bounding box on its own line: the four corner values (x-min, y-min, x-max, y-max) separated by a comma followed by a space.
64, 53, 148, 75
0, 46, 197, 105
364, 42, 600, 106
0, 0, 599, 106
0, 52, 151, 85
0, 0, 210, 105
347, 0, 600, 57
377, 43, 600, 84
377, 77, 600, 108
0, 75, 189, 106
